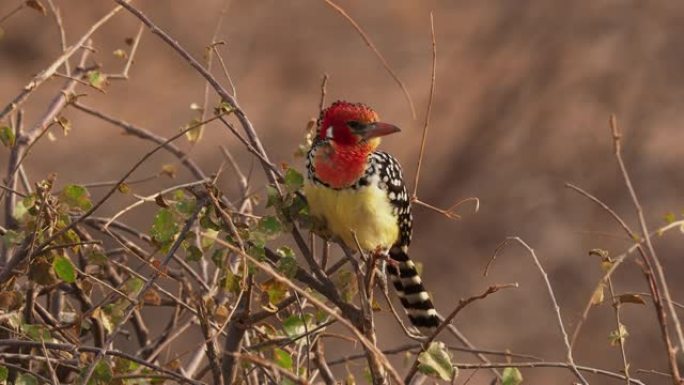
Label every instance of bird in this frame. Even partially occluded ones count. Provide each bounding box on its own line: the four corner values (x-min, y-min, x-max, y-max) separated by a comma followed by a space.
304, 100, 440, 333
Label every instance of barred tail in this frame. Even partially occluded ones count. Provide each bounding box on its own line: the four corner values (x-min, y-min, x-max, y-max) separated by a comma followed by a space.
386, 245, 440, 333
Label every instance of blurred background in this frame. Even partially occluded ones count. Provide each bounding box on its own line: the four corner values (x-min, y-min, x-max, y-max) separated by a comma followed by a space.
1, 0, 683, 383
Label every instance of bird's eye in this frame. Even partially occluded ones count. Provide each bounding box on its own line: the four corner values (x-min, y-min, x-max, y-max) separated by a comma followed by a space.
347, 121, 364, 131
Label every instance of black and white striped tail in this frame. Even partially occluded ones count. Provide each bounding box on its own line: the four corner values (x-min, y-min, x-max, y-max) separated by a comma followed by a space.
386, 245, 440, 334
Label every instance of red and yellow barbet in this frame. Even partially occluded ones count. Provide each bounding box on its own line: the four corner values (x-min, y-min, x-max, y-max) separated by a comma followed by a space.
304, 101, 440, 333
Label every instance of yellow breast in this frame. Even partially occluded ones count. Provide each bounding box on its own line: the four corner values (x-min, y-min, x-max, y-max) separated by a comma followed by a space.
303, 182, 399, 251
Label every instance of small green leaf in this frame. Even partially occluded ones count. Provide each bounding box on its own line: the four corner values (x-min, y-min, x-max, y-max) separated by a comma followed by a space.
282, 314, 313, 340
273, 347, 293, 370
183, 117, 203, 143
590, 283, 605, 306
113, 49, 127, 59
336, 269, 358, 303
664, 212, 676, 224
417, 341, 456, 381
2, 229, 24, 248
15, 373, 38, 385
21, 323, 51, 341
259, 216, 282, 235
502, 367, 523, 385
200, 211, 221, 231
609, 323, 629, 346
151, 208, 178, 244
53, 255, 76, 283
91, 359, 113, 384
214, 101, 234, 115
223, 270, 242, 293
0, 126, 15, 147
176, 193, 197, 216
201, 229, 219, 249
60, 184, 93, 210
87, 70, 107, 89
249, 216, 282, 244
266, 185, 280, 208
0, 366, 8, 381
124, 277, 144, 296
186, 245, 203, 262
261, 279, 288, 305
284, 168, 304, 192
276, 246, 297, 278
86, 249, 108, 266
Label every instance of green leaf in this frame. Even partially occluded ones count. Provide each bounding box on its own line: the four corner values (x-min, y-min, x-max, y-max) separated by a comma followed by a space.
336, 269, 358, 303
15, 373, 38, 385
87, 70, 107, 89
60, 184, 93, 210
176, 193, 197, 216
0, 126, 15, 147
282, 314, 313, 340
184, 117, 204, 143
53, 255, 76, 283
273, 347, 293, 370
417, 341, 456, 381
609, 323, 629, 346
250, 216, 282, 244
223, 270, 242, 293
664, 212, 676, 224
86, 249, 108, 266
91, 359, 113, 384
201, 229, 219, 249
151, 208, 178, 244
21, 323, 51, 341
113, 49, 127, 59
266, 185, 280, 208
261, 279, 288, 305
2, 229, 24, 248
200, 211, 221, 231
502, 367, 523, 385
214, 101, 234, 115
590, 282, 605, 306
186, 244, 203, 262
0, 366, 7, 381
284, 168, 304, 192
124, 277, 144, 296
276, 246, 297, 278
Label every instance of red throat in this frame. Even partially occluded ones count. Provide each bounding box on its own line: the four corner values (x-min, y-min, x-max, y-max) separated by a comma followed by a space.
313, 142, 372, 189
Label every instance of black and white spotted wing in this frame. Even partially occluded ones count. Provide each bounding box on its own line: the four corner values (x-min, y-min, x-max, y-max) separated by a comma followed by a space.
367, 151, 412, 247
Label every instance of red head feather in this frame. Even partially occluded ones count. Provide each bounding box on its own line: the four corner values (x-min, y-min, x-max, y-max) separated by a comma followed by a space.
318, 101, 379, 145
313, 101, 400, 188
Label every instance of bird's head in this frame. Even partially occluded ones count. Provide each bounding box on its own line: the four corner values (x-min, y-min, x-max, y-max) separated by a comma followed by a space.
318, 101, 401, 150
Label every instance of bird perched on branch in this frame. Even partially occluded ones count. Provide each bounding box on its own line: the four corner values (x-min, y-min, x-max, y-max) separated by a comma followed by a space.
304, 100, 439, 333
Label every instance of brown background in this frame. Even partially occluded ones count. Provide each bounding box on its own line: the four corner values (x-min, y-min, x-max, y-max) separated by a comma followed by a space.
2, 0, 683, 383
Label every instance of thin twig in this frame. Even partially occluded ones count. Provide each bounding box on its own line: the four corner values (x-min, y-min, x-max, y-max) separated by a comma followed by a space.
453, 361, 646, 385
412, 12, 436, 198
0, 0, 132, 120
489, 237, 589, 385
610, 115, 684, 364
321, 0, 416, 118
